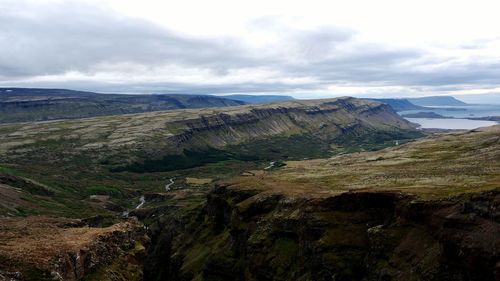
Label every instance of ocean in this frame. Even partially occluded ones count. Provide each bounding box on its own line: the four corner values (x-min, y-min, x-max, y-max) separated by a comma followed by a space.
399, 104, 500, 118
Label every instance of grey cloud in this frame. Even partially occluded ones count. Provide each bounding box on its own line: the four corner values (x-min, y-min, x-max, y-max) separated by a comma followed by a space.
0, 1, 260, 78
284, 46, 500, 89
1, 1, 500, 95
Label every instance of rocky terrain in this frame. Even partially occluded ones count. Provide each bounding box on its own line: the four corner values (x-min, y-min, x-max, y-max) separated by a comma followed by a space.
145, 187, 499, 281
0, 216, 147, 281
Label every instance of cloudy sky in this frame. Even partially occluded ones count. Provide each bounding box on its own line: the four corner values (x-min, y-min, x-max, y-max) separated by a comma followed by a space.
1, 0, 500, 99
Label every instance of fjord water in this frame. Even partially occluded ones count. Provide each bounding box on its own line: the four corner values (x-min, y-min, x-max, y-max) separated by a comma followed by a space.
401, 104, 500, 129
399, 104, 500, 118
405, 118, 498, 130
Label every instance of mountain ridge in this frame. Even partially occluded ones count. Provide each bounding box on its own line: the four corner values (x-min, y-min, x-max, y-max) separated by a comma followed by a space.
369, 98, 425, 111
215, 94, 295, 104
0, 87, 245, 123
407, 95, 468, 106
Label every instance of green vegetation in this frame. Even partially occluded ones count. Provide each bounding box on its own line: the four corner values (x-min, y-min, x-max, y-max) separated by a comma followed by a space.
0, 255, 53, 281
112, 129, 423, 173
229, 134, 331, 160
111, 148, 258, 173
84, 185, 123, 197
331, 128, 424, 153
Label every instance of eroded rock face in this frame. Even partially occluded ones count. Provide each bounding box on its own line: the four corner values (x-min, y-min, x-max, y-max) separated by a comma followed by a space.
145, 186, 500, 281
53, 221, 147, 280
0, 217, 148, 281
166, 98, 414, 151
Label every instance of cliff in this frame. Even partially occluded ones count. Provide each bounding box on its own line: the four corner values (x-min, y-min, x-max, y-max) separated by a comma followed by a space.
144, 185, 499, 281
142, 125, 500, 281
0, 216, 148, 281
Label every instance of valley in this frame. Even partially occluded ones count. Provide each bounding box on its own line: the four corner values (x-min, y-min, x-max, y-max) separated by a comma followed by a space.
0, 96, 498, 281
4, 2, 500, 280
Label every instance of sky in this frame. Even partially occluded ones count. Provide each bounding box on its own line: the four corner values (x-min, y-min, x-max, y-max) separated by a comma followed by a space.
1, 0, 500, 100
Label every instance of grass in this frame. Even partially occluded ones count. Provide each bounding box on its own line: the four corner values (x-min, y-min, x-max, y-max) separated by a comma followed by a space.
111, 147, 259, 173
85, 185, 124, 197
227, 125, 500, 200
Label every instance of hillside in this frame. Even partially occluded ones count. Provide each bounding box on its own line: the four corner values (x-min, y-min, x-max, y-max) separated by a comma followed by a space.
232, 124, 500, 199
145, 125, 500, 281
0, 88, 244, 123
407, 96, 468, 106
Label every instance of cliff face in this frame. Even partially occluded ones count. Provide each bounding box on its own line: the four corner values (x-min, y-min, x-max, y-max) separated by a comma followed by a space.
166, 97, 415, 150
0, 217, 148, 281
144, 186, 500, 281
105, 97, 421, 172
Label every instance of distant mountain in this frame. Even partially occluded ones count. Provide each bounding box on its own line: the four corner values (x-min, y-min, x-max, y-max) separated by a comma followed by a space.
216, 94, 295, 104
0, 88, 245, 123
400, 111, 448, 118
407, 96, 468, 106
369, 98, 425, 112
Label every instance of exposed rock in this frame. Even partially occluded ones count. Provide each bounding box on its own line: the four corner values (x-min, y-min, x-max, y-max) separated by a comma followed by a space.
145, 187, 500, 281
0, 216, 148, 281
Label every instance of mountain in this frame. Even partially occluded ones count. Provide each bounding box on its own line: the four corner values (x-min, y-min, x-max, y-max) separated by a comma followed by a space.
401, 111, 448, 118
0, 88, 245, 123
407, 96, 468, 106
216, 94, 295, 103
370, 98, 425, 111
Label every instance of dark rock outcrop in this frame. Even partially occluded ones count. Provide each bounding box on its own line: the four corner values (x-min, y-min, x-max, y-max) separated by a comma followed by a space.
144, 187, 500, 281
52, 219, 149, 281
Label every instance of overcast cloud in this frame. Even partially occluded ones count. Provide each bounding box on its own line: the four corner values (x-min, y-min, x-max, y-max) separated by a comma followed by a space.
1, 0, 500, 98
